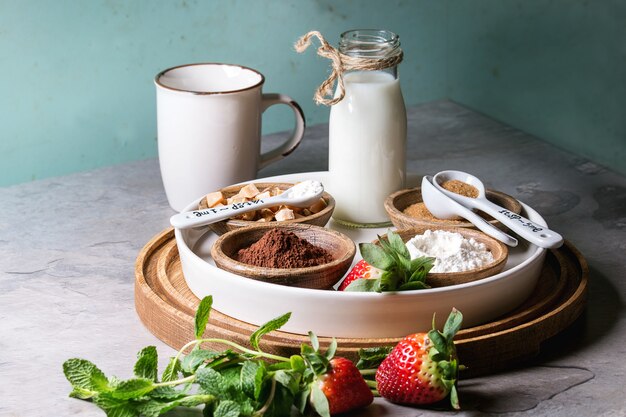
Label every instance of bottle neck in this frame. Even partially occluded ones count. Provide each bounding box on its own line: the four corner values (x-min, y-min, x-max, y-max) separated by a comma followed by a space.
338, 29, 402, 79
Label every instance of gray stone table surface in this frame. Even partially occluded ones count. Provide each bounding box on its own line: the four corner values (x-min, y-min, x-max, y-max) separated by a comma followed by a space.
1, 100, 624, 416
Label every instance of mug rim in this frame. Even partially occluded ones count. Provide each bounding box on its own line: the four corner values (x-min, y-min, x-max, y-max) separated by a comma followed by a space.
154, 63, 265, 95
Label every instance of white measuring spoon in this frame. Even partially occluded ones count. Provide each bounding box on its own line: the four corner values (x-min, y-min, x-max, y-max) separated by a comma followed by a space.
170, 180, 324, 229
433, 170, 563, 249
421, 176, 518, 246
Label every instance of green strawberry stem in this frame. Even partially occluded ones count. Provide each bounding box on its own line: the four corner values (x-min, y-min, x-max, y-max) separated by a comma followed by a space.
365, 380, 378, 388
359, 369, 377, 376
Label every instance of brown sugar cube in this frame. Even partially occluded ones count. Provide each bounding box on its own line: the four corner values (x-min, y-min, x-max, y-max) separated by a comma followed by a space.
238, 183, 260, 199
269, 187, 283, 197
227, 195, 247, 205
308, 198, 327, 214
205, 191, 225, 208
238, 210, 257, 221
254, 191, 271, 200
259, 208, 275, 222
275, 207, 295, 221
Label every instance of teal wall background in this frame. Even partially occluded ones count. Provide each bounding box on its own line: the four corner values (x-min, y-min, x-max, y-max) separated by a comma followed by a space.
0, 1, 623, 187
447, 0, 625, 176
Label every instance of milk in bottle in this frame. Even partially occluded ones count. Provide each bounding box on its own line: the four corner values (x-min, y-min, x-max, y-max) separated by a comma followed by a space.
327, 30, 406, 227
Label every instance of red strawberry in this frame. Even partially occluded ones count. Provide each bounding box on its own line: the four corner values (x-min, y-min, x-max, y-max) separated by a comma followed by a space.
317, 357, 374, 415
376, 309, 463, 409
338, 259, 383, 290
339, 230, 434, 292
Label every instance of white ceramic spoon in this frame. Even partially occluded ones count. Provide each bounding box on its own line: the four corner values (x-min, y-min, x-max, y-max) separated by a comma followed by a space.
433, 170, 563, 249
170, 180, 324, 229
421, 176, 518, 247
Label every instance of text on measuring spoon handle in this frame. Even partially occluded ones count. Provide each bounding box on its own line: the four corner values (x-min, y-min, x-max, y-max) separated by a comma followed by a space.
498, 209, 544, 233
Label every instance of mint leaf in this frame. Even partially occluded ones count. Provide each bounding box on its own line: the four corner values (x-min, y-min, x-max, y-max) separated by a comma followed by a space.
262, 381, 295, 417
136, 394, 215, 417
134, 346, 158, 382
214, 400, 241, 417
240, 360, 266, 400
220, 366, 242, 391
149, 386, 186, 400
110, 378, 154, 400
250, 312, 291, 351
69, 387, 96, 399
398, 281, 429, 291
343, 278, 380, 292
181, 348, 224, 374
379, 270, 400, 292
196, 367, 228, 396
93, 392, 138, 417
161, 357, 181, 382
63, 358, 110, 394
386, 230, 410, 260
356, 346, 393, 369
359, 243, 394, 270
310, 383, 330, 417
195, 296, 213, 339
274, 370, 300, 396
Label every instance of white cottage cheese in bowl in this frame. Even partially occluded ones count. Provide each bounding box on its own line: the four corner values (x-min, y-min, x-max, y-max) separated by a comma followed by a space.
405, 229, 494, 273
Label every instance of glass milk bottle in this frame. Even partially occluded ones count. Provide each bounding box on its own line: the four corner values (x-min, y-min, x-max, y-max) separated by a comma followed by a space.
328, 29, 407, 227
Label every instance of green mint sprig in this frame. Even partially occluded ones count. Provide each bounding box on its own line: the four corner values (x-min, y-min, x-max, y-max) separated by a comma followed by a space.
345, 229, 435, 292
63, 296, 380, 417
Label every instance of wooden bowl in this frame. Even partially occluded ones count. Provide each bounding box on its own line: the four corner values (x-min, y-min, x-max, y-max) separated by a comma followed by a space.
384, 187, 522, 231
211, 224, 356, 289
198, 182, 335, 235
377, 226, 509, 287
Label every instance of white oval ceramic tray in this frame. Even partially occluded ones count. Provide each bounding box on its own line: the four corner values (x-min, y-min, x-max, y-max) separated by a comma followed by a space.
175, 172, 547, 338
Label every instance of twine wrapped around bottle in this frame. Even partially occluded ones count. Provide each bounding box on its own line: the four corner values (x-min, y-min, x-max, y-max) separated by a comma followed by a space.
294, 30, 403, 106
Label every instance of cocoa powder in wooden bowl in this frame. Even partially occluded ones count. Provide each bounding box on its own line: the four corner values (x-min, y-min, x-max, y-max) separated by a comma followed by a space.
211, 224, 355, 289
384, 186, 522, 231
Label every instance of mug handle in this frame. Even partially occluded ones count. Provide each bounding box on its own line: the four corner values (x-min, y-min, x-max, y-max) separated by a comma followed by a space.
259, 93, 305, 170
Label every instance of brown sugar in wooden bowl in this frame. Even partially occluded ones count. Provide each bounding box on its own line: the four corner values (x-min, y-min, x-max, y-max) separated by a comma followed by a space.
378, 226, 509, 287
384, 186, 522, 231
198, 182, 335, 236
211, 224, 356, 290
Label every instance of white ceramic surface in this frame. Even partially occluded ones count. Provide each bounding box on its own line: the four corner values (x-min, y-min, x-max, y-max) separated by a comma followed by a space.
175, 172, 547, 338
155, 63, 305, 212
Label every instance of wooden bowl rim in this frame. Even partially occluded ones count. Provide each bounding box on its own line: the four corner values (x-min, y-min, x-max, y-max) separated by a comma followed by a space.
211, 223, 356, 278
379, 225, 509, 280
384, 186, 522, 228
202, 182, 335, 229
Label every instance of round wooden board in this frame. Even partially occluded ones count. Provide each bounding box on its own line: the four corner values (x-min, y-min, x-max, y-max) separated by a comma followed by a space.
135, 228, 588, 378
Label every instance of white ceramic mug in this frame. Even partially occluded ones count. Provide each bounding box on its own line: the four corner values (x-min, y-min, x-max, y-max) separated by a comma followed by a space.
155, 63, 305, 212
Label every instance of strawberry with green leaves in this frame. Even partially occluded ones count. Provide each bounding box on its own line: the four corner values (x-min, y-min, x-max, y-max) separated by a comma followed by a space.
376, 309, 463, 409
299, 333, 374, 416
339, 230, 434, 292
